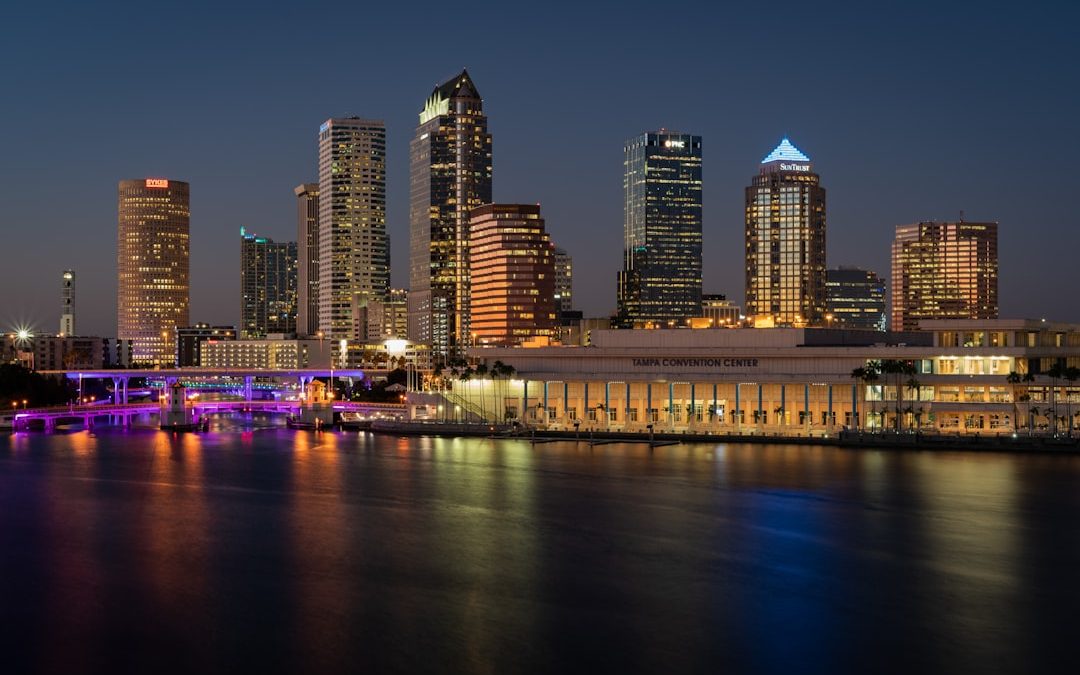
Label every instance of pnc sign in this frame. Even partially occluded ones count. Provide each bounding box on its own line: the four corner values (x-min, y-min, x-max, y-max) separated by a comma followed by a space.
664, 139, 685, 149
779, 163, 811, 172
145, 179, 169, 188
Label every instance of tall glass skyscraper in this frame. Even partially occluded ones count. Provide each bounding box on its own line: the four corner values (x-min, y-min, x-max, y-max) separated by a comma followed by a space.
745, 138, 826, 326
240, 228, 298, 338
117, 178, 190, 366
407, 69, 492, 360
826, 267, 887, 331
317, 117, 387, 339
616, 131, 703, 327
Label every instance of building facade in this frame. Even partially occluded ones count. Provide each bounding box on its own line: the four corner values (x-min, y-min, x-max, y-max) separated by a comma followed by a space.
553, 246, 573, 315
176, 324, 237, 367
455, 319, 1080, 435
294, 183, 320, 337
60, 270, 75, 336
34, 336, 132, 370
469, 204, 558, 346
407, 69, 492, 360
201, 338, 330, 370
117, 178, 190, 366
617, 131, 703, 327
317, 118, 388, 339
826, 267, 887, 331
698, 294, 742, 327
240, 228, 298, 338
366, 288, 409, 341
745, 138, 826, 326
891, 221, 998, 331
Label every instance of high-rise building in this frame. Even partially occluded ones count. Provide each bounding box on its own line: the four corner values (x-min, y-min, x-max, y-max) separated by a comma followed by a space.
891, 221, 998, 331
408, 69, 492, 360
176, 323, 237, 367
317, 118, 387, 339
616, 131, 703, 328
294, 183, 320, 337
60, 270, 74, 336
745, 138, 826, 326
553, 247, 573, 314
469, 204, 557, 346
117, 178, 190, 366
240, 228, 298, 338
366, 289, 409, 341
826, 267, 887, 331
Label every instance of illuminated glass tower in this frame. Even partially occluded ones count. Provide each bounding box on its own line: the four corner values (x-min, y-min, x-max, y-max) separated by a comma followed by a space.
60, 270, 75, 336
616, 131, 703, 327
317, 118, 387, 339
408, 69, 492, 360
891, 221, 998, 330
117, 178, 190, 366
294, 183, 320, 337
240, 228, 298, 338
553, 246, 573, 314
745, 137, 826, 326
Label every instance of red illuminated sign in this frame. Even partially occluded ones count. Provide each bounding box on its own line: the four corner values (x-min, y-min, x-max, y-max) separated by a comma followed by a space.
145, 179, 169, 188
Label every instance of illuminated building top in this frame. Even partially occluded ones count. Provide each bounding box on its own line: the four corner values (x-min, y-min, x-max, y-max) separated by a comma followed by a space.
761, 137, 810, 164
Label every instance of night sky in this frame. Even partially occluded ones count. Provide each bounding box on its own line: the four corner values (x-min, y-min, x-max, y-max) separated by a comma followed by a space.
1, 1, 1077, 337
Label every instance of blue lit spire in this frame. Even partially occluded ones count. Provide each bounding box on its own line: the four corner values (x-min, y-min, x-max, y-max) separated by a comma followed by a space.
761, 137, 810, 164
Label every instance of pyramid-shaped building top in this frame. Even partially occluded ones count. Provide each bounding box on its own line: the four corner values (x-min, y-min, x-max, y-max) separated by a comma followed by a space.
761, 137, 810, 164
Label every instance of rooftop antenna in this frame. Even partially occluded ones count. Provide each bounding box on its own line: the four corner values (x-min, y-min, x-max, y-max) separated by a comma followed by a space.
960, 210, 965, 222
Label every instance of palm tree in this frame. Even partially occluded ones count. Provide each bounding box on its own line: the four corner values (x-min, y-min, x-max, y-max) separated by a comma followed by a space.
1047, 362, 1065, 435
1007, 371, 1022, 434
851, 361, 882, 431
905, 376, 922, 430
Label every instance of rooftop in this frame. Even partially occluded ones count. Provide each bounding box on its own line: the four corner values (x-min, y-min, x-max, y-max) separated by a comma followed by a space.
761, 137, 810, 164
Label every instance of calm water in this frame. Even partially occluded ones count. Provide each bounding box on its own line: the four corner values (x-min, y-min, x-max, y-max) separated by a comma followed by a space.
2, 418, 1080, 674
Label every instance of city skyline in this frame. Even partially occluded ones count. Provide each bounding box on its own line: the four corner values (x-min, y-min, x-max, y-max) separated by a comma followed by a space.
2, 3, 1078, 336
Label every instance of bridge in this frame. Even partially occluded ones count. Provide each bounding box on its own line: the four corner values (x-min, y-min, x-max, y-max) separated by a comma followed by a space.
38, 368, 368, 403
12, 399, 406, 432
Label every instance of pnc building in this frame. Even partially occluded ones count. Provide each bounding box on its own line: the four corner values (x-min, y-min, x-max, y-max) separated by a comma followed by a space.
117, 178, 190, 366
891, 221, 999, 331
745, 138, 826, 326
616, 131, 703, 327
408, 69, 492, 360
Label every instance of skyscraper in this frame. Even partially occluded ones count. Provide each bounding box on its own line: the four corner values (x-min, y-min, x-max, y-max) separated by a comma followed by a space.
616, 131, 702, 327
117, 178, 190, 366
317, 118, 387, 339
891, 221, 998, 330
826, 267, 887, 331
469, 204, 557, 346
745, 137, 826, 326
366, 288, 409, 341
294, 183, 320, 337
60, 270, 74, 336
240, 228, 298, 338
408, 69, 492, 360
553, 246, 573, 315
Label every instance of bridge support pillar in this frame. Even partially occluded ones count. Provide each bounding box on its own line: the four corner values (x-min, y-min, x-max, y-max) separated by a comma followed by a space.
244, 376, 254, 402
44, 418, 55, 433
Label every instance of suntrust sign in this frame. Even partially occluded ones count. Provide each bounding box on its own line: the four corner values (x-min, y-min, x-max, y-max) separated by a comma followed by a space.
632, 357, 760, 368
779, 163, 811, 172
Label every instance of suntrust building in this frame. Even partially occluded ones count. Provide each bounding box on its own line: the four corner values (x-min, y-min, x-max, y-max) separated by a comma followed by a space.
453, 319, 1080, 435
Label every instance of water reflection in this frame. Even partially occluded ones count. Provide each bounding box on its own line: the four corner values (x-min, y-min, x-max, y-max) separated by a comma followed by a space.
2, 428, 1080, 673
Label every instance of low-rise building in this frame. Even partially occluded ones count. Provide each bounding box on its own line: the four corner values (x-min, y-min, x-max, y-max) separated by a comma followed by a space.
201, 337, 329, 369
176, 324, 237, 367
455, 319, 1080, 435
33, 336, 133, 370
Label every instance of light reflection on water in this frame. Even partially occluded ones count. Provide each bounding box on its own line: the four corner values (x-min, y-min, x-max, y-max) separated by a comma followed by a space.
1, 425, 1079, 673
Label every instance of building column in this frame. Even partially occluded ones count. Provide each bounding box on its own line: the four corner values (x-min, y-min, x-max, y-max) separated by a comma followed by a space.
542, 381, 549, 424
604, 382, 610, 427
828, 385, 834, 428
735, 384, 741, 430
646, 382, 652, 424
804, 383, 810, 430
668, 382, 674, 428
780, 384, 786, 427
625, 382, 631, 426
522, 380, 528, 422
712, 383, 718, 427
690, 383, 696, 427
757, 384, 763, 427
852, 383, 859, 428
564, 382, 569, 420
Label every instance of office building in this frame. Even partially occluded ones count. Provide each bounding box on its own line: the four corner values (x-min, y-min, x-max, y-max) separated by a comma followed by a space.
294, 183, 320, 337
826, 267, 887, 331
616, 131, 703, 327
176, 324, 237, 367
469, 204, 558, 347
553, 246, 573, 314
60, 270, 75, 336
317, 118, 388, 339
891, 221, 999, 331
117, 178, 190, 366
33, 336, 132, 371
408, 69, 492, 359
366, 289, 409, 341
745, 138, 826, 326
240, 228, 298, 338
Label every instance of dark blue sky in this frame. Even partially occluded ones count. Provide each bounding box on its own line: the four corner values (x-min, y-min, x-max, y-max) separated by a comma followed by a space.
1, 1, 1077, 336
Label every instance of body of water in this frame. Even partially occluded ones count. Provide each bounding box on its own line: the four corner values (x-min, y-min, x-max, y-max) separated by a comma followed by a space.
2, 418, 1079, 673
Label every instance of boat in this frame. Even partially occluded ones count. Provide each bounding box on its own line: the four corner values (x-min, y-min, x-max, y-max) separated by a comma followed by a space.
286, 415, 324, 431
